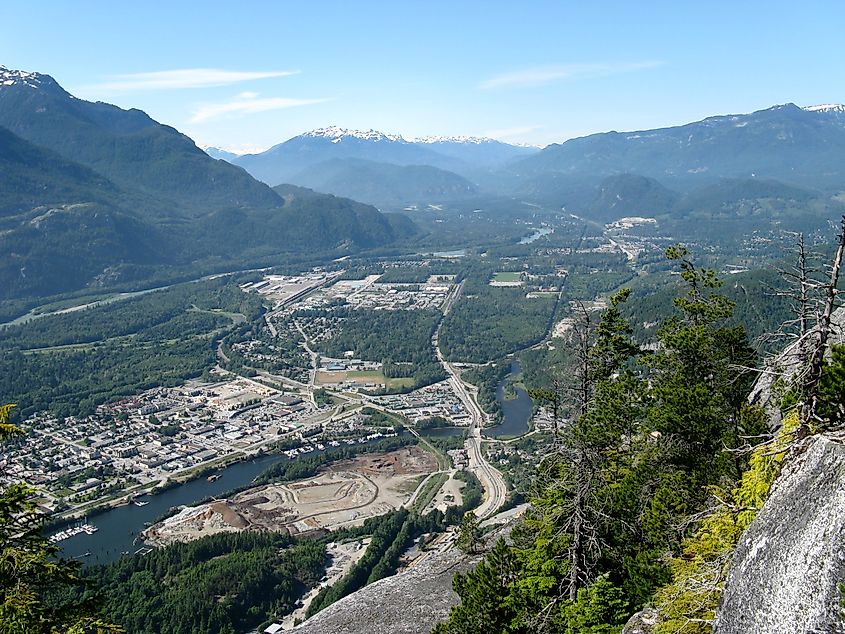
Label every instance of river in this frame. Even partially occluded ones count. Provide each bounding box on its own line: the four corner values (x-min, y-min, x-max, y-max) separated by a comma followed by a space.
486, 360, 534, 437
519, 227, 553, 244
50, 438, 391, 565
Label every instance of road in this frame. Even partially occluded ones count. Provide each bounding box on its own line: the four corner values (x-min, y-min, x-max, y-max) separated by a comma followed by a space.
432, 287, 508, 520
293, 320, 320, 403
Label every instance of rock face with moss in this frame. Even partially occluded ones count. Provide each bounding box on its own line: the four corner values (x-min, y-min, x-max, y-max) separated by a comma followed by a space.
714, 436, 845, 634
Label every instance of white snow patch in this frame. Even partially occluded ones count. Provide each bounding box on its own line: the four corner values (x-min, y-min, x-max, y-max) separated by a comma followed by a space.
301, 126, 407, 143
296, 126, 508, 146
0, 65, 44, 88
804, 103, 845, 113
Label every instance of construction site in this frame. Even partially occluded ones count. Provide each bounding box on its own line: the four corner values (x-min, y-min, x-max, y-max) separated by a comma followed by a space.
143, 447, 437, 546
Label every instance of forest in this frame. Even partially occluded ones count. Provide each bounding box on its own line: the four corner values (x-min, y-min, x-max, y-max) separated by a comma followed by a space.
0, 279, 265, 417
433, 245, 845, 633
75, 532, 326, 634
439, 273, 559, 363
311, 307, 447, 390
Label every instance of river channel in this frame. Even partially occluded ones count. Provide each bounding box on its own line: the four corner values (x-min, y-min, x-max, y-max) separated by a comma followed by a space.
486, 360, 534, 437
51, 440, 388, 565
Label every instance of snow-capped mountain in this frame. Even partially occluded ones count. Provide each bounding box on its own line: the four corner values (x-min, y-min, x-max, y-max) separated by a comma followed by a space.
0, 65, 45, 88
0, 65, 70, 98
297, 127, 519, 146
231, 126, 538, 186
301, 126, 407, 144
0, 64, 414, 301
204, 146, 240, 161
412, 134, 498, 145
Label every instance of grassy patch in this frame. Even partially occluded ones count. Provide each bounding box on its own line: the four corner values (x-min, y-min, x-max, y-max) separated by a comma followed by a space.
414, 432, 452, 471
492, 271, 522, 283
386, 377, 417, 389
316, 370, 413, 387
187, 306, 246, 324
347, 370, 388, 383
398, 473, 428, 495
412, 472, 450, 512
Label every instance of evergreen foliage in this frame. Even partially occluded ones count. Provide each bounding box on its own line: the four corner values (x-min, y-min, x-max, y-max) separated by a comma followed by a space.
440, 273, 559, 363
433, 247, 767, 633
80, 532, 325, 634
0, 279, 265, 417
0, 404, 118, 634
309, 307, 447, 390
818, 344, 845, 425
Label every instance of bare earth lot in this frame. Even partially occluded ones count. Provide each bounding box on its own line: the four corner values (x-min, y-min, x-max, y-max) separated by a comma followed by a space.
143, 447, 437, 546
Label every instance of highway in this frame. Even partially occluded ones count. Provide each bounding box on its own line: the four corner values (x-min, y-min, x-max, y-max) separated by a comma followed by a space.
433, 287, 508, 519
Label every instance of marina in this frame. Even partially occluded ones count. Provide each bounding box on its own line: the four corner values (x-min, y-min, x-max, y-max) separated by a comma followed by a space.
49, 522, 98, 543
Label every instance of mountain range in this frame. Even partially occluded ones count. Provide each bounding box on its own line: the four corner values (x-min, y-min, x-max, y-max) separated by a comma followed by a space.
0, 66, 417, 305
213, 104, 845, 218
513, 103, 845, 192
3, 61, 845, 307
229, 127, 535, 191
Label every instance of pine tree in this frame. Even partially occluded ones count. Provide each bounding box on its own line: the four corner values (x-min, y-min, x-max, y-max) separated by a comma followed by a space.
0, 404, 119, 633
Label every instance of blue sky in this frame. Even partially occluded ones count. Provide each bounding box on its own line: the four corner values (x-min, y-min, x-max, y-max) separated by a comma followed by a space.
2, 1, 843, 152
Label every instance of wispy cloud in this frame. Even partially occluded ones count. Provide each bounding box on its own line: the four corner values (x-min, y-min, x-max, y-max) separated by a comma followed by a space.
480, 61, 663, 90
189, 93, 330, 123
485, 125, 542, 140
84, 68, 299, 92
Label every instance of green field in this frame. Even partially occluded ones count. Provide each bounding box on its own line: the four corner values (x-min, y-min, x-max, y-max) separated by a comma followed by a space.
412, 472, 450, 512
315, 370, 415, 389
385, 377, 417, 389
348, 370, 388, 382
492, 271, 522, 283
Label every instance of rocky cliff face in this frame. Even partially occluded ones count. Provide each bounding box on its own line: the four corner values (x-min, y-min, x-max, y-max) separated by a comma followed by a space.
290, 546, 478, 634
714, 436, 845, 634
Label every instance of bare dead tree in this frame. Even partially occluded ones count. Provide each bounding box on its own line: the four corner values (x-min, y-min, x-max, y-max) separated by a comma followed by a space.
566, 300, 593, 419
527, 301, 603, 610
752, 221, 845, 438
530, 302, 593, 449
761, 232, 823, 349
798, 216, 845, 434
797, 233, 810, 341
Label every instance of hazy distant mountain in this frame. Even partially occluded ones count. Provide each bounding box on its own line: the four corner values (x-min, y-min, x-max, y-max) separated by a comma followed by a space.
204, 146, 240, 162
0, 67, 417, 303
288, 158, 478, 207
412, 136, 537, 167
578, 172, 843, 223
587, 174, 681, 219
515, 104, 845, 190
232, 127, 535, 186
